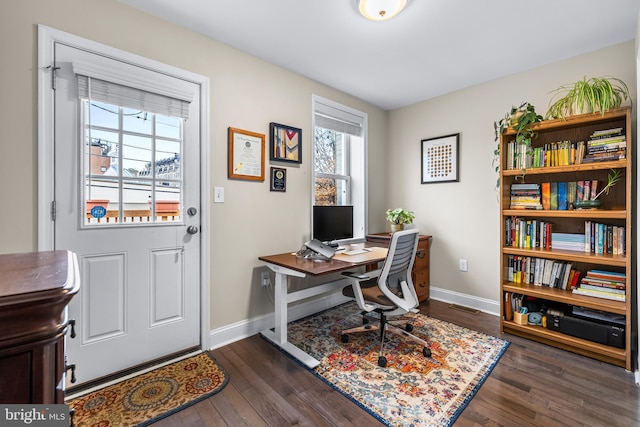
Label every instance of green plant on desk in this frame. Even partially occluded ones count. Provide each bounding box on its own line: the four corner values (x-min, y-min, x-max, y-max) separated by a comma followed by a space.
385, 208, 414, 225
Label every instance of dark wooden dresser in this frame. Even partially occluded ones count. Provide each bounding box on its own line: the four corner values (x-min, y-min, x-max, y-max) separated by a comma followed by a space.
366, 233, 432, 302
0, 250, 80, 403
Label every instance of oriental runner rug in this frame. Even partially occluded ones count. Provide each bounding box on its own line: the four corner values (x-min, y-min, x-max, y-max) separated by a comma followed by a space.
285, 302, 509, 427
66, 352, 228, 427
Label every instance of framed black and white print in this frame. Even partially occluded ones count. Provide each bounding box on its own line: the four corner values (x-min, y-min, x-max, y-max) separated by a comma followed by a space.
270, 122, 302, 163
270, 167, 287, 192
421, 133, 459, 183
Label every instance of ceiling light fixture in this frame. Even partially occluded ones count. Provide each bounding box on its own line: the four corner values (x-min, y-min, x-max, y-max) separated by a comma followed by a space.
358, 0, 407, 21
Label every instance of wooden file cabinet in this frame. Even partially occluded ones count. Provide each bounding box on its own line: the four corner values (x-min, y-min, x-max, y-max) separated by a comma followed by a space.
0, 250, 80, 403
366, 233, 432, 302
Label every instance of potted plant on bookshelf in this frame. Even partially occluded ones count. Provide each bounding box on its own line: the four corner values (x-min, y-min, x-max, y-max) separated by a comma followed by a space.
385, 208, 415, 233
545, 76, 630, 120
493, 102, 544, 185
574, 169, 623, 209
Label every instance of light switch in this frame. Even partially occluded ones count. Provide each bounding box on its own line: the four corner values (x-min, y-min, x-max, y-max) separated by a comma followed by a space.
214, 187, 224, 203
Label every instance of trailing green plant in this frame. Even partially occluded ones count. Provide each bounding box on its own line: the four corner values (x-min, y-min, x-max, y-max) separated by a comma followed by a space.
493, 102, 544, 185
592, 169, 623, 201
545, 76, 630, 120
385, 208, 414, 225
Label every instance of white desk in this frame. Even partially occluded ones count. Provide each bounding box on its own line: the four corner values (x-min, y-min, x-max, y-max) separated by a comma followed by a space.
258, 245, 388, 368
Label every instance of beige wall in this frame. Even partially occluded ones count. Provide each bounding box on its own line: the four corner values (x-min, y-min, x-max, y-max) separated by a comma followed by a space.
0, 0, 388, 330
0, 0, 636, 340
389, 41, 636, 302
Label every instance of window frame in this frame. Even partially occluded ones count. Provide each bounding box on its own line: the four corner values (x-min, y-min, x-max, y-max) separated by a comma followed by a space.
311, 95, 368, 243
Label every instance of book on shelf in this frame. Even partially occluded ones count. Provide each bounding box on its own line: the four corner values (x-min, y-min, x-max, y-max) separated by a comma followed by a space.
550, 182, 558, 210
557, 182, 567, 210
586, 269, 626, 280
578, 284, 625, 294
582, 151, 626, 163
583, 180, 591, 201
589, 180, 599, 200
575, 141, 586, 164
576, 181, 585, 202
572, 287, 625, 302
567, 181, 577, 209
551, 232, 585, 252
591, 127, 623, 139
541, 182, 550, 210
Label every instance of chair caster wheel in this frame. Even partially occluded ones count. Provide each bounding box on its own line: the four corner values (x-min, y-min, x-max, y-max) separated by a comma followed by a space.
423, 347, 431, 358
377, 356, 387, 367
341, 334, 349, 343
405, 323, 413, 332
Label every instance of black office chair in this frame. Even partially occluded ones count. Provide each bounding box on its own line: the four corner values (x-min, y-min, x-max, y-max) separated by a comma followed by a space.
340, 228, 431, 367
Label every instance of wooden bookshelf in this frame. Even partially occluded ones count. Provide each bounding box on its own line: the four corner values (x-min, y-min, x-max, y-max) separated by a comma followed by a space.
498, 107, 633, 370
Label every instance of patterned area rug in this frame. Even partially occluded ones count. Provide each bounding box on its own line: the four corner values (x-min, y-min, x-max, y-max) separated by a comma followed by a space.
286, 302, 509, 427
67, 352, 228, 427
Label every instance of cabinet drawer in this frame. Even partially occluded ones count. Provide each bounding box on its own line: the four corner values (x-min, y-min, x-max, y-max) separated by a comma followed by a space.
413, 269, 429, 301
414, 245, 429, 270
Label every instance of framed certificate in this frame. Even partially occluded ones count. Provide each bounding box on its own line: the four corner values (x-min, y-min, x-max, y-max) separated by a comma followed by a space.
228, 127, 265, 181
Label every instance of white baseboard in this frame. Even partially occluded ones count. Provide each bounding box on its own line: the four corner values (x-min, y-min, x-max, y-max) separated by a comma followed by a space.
208, 293, 350, 350
208, 287, 498, 350
429, 286, 501, 316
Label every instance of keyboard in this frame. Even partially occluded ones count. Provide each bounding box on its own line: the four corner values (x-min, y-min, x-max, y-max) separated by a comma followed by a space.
343, 248, 371, 256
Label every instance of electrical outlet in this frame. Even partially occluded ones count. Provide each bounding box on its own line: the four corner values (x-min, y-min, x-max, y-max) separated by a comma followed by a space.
261, 271, 271, 287
459, 259, 468, 272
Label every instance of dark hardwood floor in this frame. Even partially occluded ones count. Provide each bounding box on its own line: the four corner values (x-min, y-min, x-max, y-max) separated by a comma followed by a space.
152, 299, 639, 426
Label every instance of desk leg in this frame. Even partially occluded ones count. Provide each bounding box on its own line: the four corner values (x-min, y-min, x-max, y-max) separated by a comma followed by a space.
273, 271, 287, 344
259, 269, 321, 369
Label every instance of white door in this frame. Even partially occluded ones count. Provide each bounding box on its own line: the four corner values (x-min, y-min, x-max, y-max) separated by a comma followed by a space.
53, 42, 201, 385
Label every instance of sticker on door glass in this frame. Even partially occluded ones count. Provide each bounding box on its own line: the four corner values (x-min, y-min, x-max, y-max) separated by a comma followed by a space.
90, 205, 107, 218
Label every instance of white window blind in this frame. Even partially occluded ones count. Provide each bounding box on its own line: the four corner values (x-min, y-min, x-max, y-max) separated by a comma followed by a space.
314, 101, 363, 136
77, 75, 190, 119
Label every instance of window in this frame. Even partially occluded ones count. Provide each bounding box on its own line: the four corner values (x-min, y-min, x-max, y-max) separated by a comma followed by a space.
78, 75, 189, 226
312, 95, 367, 241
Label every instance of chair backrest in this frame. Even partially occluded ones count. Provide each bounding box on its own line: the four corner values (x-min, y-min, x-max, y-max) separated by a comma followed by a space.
377, 229, 420, 312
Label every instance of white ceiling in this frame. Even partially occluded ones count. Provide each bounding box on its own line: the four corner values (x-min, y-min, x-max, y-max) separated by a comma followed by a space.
121, 0, 639, 111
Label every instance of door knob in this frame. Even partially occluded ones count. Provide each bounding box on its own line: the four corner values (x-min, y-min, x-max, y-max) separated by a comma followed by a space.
187, 225, 198, 235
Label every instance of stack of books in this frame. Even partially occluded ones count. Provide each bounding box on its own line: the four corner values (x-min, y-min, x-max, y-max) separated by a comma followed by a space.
551, 233, 585, 252
582, 127, 626, 163
510, 183, 542, 210
573, 270, 626, 301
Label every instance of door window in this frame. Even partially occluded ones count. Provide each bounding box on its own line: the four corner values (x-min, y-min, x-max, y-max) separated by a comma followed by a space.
81, 85, 186, 226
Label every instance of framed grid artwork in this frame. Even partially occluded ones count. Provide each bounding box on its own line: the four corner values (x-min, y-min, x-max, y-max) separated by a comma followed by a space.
421, 133, 459, 184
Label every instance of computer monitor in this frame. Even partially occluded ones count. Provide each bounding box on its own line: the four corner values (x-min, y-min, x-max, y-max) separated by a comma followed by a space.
313, 205, 354, 245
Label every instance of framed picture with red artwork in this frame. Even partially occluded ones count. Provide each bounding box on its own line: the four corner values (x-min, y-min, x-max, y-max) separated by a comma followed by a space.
270, 122, 302, 164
